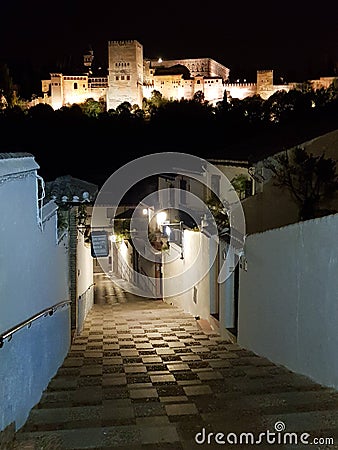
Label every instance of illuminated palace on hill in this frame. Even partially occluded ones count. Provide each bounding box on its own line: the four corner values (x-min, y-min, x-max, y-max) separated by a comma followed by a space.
40, 40, 336, 111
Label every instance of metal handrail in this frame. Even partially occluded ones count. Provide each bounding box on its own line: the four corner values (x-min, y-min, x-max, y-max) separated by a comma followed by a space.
0, 299, 71, 349
78, 283, 95, 299
139, 268, 157, 289
77, 283, 95, 335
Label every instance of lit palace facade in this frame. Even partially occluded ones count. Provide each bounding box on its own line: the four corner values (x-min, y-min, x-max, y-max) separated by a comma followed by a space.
40, 40, 336, 111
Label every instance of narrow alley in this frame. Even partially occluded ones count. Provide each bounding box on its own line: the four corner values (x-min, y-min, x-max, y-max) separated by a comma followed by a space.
14, 274, 338, 449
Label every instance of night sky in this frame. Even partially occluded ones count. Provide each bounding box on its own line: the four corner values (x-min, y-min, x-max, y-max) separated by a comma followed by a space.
1, 1, 338, 97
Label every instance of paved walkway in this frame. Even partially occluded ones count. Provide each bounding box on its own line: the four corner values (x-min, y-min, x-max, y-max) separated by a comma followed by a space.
16, 274, 338, 449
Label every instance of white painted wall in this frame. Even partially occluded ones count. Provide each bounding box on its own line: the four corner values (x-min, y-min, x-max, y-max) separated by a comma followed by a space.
238, 213, 338, 389
114, 240, 131, 280
162, 230, 214, 320
76, 230, 94, 333
216, 240, 238, 338
0, 155, 70, 431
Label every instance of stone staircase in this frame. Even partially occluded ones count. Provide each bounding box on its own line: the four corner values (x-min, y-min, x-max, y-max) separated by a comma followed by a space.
11, 292, 338, 449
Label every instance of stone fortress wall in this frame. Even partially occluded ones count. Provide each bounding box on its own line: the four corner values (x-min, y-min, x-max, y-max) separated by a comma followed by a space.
38, 40, 337, 110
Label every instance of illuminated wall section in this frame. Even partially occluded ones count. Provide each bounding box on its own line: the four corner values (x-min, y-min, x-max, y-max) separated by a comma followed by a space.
197, 77, 225, 105
62, 75, 89, 106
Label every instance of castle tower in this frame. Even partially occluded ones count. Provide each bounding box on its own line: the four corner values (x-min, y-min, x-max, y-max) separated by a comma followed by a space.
256, 70, 274, 99
50, 73, 63, 110
107, 40, 144, 110
83, 46, 94, 75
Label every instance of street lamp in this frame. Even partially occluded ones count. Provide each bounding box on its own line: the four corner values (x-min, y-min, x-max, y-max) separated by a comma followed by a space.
156, 211, 167, 228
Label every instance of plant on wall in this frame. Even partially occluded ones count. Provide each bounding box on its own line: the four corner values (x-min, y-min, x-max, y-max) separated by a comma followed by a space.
113, 219, 131, 240
148, 230, 170, 252
77, 204, 88, 226
206, 191, 230, 233
231, 174, 250, 200
57, 208, 69, 232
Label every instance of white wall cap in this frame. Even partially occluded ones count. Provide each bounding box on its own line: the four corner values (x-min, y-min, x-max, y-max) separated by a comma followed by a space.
0, 153, 40, 178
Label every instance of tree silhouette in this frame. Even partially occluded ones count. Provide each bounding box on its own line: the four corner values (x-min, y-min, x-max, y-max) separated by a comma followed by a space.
80, 98, 105, 118
264, 147, 338, 220
0, 63, 15, 106
193, 90, 205, 104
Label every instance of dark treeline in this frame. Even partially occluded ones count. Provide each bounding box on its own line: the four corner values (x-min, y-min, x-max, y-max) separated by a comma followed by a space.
0, 84, 338, 187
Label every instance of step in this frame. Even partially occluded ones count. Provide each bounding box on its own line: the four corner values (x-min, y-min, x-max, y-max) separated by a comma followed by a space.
20, 405, 103, 432
16, 423, 180, 449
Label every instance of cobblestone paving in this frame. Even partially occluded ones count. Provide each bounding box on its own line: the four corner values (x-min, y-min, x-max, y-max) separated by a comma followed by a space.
15, 274, 338, 449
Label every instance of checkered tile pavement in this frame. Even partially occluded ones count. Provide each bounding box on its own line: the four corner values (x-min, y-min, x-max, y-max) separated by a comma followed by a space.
16, 274, 338, 449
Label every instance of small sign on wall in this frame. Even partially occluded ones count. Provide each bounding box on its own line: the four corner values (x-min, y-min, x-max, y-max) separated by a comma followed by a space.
91, 230, 109, 258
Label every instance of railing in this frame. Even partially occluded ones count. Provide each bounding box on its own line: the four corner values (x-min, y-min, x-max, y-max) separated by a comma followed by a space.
117, 256, 133, 284
79, 283, 95, 297
0, 300, 71, 348
138, 268, 158, 297
77, 283, 95, 334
